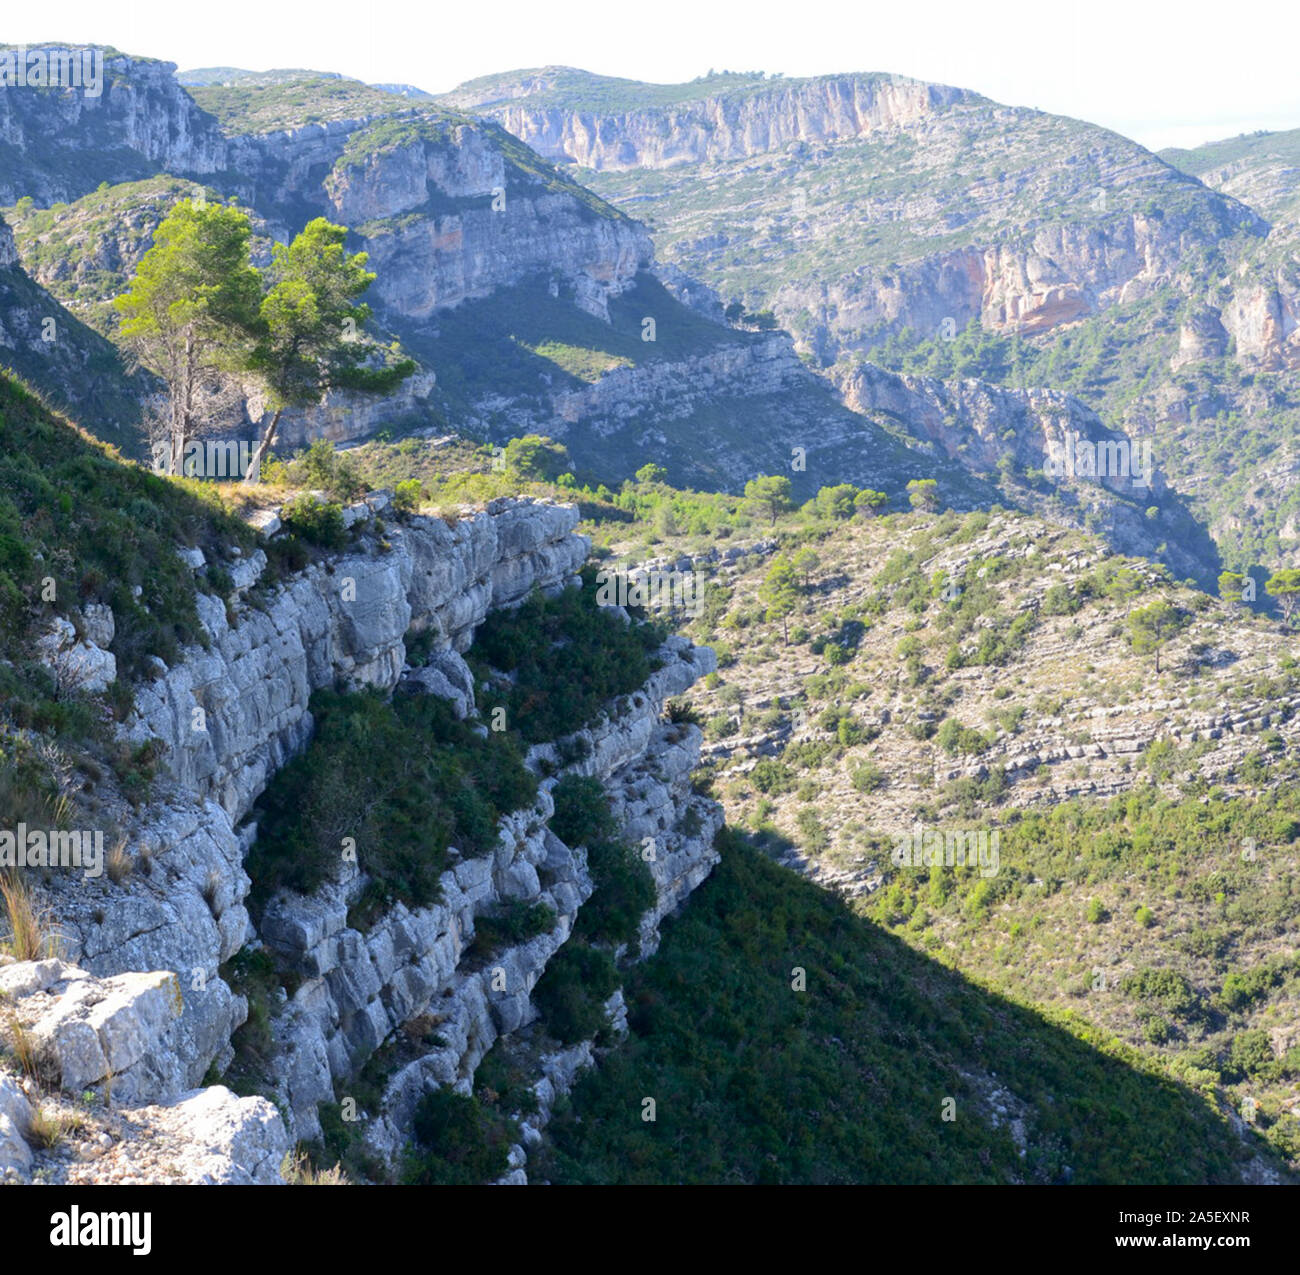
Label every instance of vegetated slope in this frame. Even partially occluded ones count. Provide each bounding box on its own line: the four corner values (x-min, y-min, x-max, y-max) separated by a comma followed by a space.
0, 368, 253, 674
541, 829, 1285, 1184
0, 214, 148, 433
182, 73, 414, 133
3, 176, 228, 335
613, 501, 1300, 1171
1162, 128, 1300, 225
271, 441, 1299, 1177
0, 366, 257, 837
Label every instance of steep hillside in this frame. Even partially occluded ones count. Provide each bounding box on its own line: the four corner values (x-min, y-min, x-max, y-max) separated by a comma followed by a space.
0, 46, 227, 205
0, 244, 144, 433
543, 831, 1287, 1184
3, 389, 1291, 1186
1162, 128, 1300, 226
601, 499, 1300, 1172
450, 68, 1300, 576
0, 368, 724, 1185
448, 68, 1264, 355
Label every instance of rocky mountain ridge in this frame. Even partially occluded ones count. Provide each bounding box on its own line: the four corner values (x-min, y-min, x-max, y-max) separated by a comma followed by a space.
440, 69, 979, 170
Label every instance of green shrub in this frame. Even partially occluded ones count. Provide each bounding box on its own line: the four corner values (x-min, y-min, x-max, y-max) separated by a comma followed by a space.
470, 901, 556, 958
850, 761, 885, 793
280, 494, 346, 550
795, 809, 829, 853
1121, 968, 1197, 1017
1042, 583, 1081, 616
533, 943, 620, 1044
550, 774, 617, 846
578, 838, 655, 945
936, 719, 992, 755
393, 478, 423, 512
1225, 1030, 1276, 1083
749, 759, 796, 795
469, 567, 665, 742
402, 1088, 515, 1185
552, 774, 654, 945
1217, 961, 1290, 1012
247, 688, 536, 918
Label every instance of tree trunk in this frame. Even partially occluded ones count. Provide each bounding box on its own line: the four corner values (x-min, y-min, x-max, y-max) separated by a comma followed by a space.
182, 331, 197, 474
243, 407, 283, 484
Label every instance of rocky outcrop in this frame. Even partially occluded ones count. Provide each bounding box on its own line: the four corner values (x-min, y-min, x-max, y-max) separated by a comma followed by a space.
0, 960, 184, 1104
262, 634, 719, 1146
37, 498, 585, 1113
270, 371, 439, 450
836, 361, 1151, 491
72, 1085, 288, 1185
320, 118, 650, 319
261, 791, 591, 1142
1221, 276, 1300, 371
20, 491, 722, 1181
0, 954, 289, 1185
445, 71, 979, 171
125, 496, 587, 820
0, 50, 227, 205
357, 638, 721, 1175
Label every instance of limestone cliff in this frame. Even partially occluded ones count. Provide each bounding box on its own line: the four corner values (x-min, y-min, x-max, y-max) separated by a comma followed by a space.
0, 493, 722, 1184
0, 50, 227, 205
441, 70, 978, 171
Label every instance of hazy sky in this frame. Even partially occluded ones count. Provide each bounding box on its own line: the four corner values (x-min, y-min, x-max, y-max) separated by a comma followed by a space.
9, 0, 1300, 152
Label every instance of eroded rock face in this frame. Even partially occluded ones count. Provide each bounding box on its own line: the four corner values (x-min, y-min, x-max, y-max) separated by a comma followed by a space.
0, 961, 185, 1105
319, 120, 650, 318
23, 493, 723, 1182
262, 793, 594, 1143
126, 499, 587, 822
356, 638, 722, 1173
0, 52, 228, 205
38, 499, 584, 1105
834, 360, 1217, 585
447, 74, 976, 172
263, 636, 720, 1147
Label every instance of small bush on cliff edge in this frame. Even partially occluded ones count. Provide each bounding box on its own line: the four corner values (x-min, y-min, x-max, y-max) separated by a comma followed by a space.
533, 943, 620, 1045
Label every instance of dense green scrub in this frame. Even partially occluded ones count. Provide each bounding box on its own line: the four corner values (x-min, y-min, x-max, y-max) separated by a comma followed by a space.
542, 830, 1283, 1184
246, 688, 537, 920
469, 566, 666, 743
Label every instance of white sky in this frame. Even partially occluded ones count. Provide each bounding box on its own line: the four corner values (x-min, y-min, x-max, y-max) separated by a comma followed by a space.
10, 0, 1300, 152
